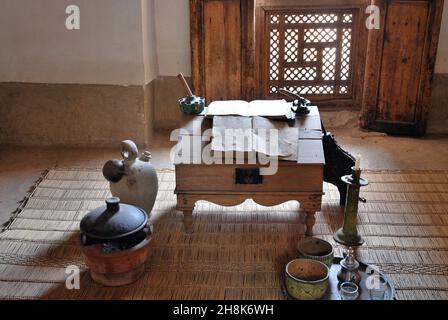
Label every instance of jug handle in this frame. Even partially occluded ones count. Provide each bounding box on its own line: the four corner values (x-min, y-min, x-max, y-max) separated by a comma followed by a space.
121, 140, 138, 162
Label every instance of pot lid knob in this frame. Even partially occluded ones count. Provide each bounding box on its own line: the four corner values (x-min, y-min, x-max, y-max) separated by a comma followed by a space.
106, 197, 120, 211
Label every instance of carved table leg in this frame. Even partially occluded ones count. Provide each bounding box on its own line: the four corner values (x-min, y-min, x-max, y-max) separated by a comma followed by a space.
301, 196, 321, 237
305, 211, 316, 236
176, 194, 196, 234
182, 208, 194, 234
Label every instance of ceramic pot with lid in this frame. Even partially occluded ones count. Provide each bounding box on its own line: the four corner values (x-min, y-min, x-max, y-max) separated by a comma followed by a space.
80, 197, 150, 251
79, 197, 152, 286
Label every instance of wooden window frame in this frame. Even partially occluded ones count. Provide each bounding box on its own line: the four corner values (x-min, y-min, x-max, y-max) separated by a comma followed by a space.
254, 0, 369, 109
190, 0, 443, 134
190, 0, 367, 109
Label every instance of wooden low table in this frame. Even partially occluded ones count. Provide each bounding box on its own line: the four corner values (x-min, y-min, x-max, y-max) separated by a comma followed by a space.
174, 106, 325, 236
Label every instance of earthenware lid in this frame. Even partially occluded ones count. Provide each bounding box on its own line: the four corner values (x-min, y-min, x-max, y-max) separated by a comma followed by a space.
80, 197, 148, 241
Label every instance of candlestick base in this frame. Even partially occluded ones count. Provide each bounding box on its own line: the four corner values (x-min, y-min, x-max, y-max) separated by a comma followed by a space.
334, 228, 364, 247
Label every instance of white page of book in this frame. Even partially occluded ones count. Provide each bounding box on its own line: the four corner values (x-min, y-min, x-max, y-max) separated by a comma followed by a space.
211, 116, 253, 152
206, 100, 250, 116
211, 116, 298, 160
252, 116, 298, 159
206, 99, 290, 117
247, 100, 290, 117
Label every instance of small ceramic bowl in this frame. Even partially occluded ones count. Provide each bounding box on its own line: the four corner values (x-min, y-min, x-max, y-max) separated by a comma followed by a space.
297, 237, 334, 268
285, 259, 330, 300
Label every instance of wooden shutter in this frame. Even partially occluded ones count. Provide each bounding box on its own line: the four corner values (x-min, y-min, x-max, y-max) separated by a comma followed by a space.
190, 0, 255, 102
360, 0, 444, 135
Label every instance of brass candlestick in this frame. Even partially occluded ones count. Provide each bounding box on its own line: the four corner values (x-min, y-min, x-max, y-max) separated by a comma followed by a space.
334, 166, 369, 285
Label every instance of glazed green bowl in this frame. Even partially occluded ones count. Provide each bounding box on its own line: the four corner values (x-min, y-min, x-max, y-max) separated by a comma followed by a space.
297, 237, 334, 268
178, 95, 205, 115
285, 258, 329, 300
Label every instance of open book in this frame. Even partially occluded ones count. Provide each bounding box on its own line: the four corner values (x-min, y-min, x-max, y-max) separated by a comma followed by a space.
211, 116, 298, 160
206, 99, 294, 119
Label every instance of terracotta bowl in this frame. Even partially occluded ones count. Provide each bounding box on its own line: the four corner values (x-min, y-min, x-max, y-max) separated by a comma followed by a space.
285, 259, 329, 300
297, 237, 334, 268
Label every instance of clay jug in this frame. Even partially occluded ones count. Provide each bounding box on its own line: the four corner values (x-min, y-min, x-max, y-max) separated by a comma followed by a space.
102, 140, 158, 217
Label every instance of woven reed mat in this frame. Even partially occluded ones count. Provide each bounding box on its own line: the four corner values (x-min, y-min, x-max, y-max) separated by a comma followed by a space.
1, 168, 448, 300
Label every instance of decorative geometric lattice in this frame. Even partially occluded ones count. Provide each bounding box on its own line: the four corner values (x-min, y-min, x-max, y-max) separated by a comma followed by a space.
322, 47, 336, 80
343, 13, 353, 23
269, 85, 278, 94
284, 67, 316, 81
266, 9, 356, 98
304, 28, 337, 43
270, 14, 280, 24
340, 28, 352, 81
303, 48, 317, 62
284, 29, 299, 62
284, 85, 334, 95
269, 29, 280, 86
285, 14, 338, 24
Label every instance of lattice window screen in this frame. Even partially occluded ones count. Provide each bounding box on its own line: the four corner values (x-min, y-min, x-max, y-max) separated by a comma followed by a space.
267, 10, 356, 98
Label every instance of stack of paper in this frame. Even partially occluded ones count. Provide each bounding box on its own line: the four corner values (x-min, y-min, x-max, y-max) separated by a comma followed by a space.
211, 116, 298, 161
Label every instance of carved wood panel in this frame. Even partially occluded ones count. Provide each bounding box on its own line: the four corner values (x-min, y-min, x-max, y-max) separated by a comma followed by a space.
255, 0, 368, 108
265, 9, 357, 99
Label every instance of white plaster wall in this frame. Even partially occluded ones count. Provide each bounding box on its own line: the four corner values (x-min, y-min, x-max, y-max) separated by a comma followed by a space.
0, 0, 146, 85
142, 0, 159, 83
435, 0, 448, 74
154, 0, 191, 76
0, 0, 445, 85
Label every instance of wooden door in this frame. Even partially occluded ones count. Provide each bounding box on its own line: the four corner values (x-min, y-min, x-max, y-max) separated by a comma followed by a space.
191, 0, 249, 102
360, 0, 444, 135
204, 0, 242, 101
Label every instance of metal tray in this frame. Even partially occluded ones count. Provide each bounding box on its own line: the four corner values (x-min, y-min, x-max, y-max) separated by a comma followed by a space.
282, 256, 396, 300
